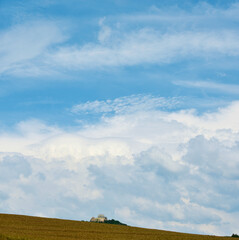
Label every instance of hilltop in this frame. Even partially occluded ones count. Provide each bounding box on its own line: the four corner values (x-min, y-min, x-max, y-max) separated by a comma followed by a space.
0, 213, 232, 240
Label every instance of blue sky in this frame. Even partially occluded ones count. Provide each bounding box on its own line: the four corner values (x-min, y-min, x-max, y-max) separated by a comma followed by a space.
1, 0, 239, 236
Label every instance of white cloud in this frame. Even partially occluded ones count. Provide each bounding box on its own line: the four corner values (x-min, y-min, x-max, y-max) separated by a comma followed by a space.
0, 20, 66, 76
49, 29, 239, 69
122, 2, 239, 25
2, 3, 239, 76
173, 80, 239, 94
72, 94, 180, 114
46, 3, 239, 70
115, 206, 136, 220
0, 98, 239, 235
98, 17, 112, 44
167, 101, 239, 135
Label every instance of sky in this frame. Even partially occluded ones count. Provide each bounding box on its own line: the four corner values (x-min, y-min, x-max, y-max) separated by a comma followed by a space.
0, 0, 239, 236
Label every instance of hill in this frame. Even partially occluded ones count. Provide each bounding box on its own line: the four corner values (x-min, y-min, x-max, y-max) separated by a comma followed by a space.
0, 213, 232, 240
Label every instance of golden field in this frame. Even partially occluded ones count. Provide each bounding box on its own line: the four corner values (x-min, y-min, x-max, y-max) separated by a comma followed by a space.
0, 213, 232, 240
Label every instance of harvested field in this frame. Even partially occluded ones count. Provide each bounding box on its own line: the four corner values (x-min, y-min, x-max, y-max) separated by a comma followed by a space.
0, 213, 232, 240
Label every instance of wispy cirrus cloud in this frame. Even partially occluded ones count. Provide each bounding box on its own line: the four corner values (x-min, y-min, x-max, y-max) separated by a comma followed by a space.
0, 20, 66, 76
47, 3, 239, 70
173, 80, 239, 94
120, 2, 239, 26
1, 3, 239, 76
49, 29, 239, 69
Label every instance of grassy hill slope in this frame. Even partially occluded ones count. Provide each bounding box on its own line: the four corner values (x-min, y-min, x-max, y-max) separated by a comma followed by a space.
0, 213, 232, 240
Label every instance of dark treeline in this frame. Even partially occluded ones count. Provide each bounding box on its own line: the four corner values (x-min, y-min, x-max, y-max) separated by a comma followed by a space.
103, 219, 127, 226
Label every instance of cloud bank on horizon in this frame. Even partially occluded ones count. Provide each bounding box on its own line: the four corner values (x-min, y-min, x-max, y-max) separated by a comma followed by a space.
1, 100, 239, 236
0, 0, 239, 236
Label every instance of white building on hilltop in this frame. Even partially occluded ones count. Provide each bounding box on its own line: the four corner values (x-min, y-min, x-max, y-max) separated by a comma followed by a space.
90, 214, 107, 223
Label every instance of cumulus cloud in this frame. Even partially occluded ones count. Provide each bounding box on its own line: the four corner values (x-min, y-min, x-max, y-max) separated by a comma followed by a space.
0, 98, 239, 235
